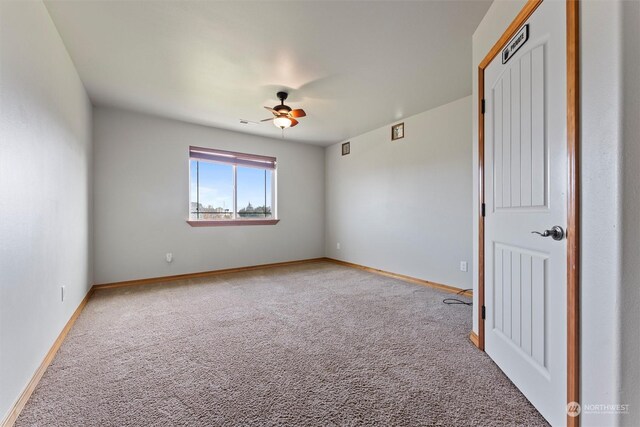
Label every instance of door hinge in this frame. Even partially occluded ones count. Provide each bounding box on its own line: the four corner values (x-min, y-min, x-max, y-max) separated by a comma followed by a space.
481, 99, 486, 114
481, 203, 486, 217
482, 305, 486, 320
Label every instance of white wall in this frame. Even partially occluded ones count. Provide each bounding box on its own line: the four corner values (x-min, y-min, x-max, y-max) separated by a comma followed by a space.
325, 96, 473, 290
472, 1, 639, 425
0, 1, 93, 422
579, 3, 625, 425
93, 107, 325, 284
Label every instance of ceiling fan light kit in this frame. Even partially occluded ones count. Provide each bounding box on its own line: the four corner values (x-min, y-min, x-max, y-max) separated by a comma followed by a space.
262, 91, 307, 130
273, 116, 292, 129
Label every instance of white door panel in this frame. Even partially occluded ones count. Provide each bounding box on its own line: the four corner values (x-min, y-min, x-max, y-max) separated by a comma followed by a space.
493, 43, 547, 211
484, 1, 567, 425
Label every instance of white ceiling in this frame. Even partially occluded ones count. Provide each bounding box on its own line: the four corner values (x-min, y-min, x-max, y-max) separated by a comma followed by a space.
45, 0, 491, 146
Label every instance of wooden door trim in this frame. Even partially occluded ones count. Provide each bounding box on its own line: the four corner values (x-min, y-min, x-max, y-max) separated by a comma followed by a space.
566, 2, 580, 426
476, 1, 580, 426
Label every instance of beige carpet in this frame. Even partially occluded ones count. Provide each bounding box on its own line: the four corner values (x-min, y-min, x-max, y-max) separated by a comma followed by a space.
16, 261, 547, 426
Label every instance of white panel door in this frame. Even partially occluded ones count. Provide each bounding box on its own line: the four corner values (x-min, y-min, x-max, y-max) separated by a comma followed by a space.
484, 2, 567, 425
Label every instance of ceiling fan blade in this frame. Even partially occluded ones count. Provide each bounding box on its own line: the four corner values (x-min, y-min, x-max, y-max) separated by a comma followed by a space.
289, 109, 306, 118
290, 118, 299, 127
260, 118, 273, 122
264, 106, 278, 115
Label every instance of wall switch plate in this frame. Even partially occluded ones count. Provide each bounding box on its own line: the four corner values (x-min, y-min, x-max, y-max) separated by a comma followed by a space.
337, 243, 341, 250
61, 286, 65, 302
166, 253, 173, 263
460, 261, 468, 272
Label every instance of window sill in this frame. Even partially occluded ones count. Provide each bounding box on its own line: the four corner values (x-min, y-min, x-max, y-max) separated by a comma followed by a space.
187, 219, 280, 227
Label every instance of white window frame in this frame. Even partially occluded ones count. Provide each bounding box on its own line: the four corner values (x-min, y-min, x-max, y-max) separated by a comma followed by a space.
187, 146, 279, 227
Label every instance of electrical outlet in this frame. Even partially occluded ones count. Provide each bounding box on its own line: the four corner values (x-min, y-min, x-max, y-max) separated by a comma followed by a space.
61, 286, 65, 302
337, 243, 341, 250
460, 261, 468, 272
166, 253, 173, 263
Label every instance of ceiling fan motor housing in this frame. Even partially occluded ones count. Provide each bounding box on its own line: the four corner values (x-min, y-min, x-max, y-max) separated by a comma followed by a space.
275, 92, 291, 113
274, 105, 291, 113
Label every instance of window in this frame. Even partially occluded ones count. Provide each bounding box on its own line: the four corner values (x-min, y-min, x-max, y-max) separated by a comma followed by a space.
188, 146, 278, 226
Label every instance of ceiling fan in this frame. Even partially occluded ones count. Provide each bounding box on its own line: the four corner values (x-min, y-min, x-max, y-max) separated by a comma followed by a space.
262, 91, 306, 129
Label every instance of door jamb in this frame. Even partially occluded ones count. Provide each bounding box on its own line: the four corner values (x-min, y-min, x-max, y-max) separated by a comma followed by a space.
476, 1, 580, 426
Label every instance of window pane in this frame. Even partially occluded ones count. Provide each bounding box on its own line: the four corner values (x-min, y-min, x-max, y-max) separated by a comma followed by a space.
189, 160, 233, 220
237, 166, 273, 219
